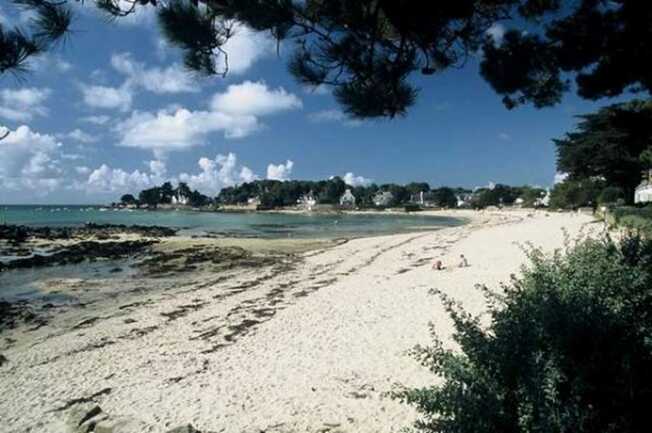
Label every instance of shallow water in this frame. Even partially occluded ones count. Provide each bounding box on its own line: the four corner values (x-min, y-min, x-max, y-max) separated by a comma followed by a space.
0, 205, 464, 239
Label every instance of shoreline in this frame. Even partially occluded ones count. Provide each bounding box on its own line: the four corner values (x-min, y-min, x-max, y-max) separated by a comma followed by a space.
0, 210, 597, 433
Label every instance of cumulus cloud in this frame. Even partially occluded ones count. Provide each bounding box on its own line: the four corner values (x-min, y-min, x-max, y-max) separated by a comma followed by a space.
211, 81, 302, 116
29, 54, 72, 73
219, 24, 276, 75
59, 129, 98, 144
178, 153, 258, 195
0, 88, 51, 122
0, 125, 63, 192
80, 84, 133, 112
307, 109, 363, 127
86, 164, 154, 194
83, 159, 167, 194
111, 52, 198, 94
343, 172, 373, 187
116, 108, 260, 157
267, 160, 294, 181
116, 82, 301, 156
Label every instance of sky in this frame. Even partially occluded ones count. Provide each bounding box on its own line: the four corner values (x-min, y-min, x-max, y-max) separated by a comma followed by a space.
0, 4, 634, 204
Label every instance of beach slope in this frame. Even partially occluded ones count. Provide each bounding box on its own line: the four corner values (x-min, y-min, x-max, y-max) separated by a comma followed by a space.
0, 210, 596, 433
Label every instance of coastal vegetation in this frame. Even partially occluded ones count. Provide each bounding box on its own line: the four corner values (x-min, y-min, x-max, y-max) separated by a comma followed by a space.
116, 182, 213, 209
607, 206, 652, 237
554, 100, 652, 205
117, 177, 552, 211
396, 233, 652, 433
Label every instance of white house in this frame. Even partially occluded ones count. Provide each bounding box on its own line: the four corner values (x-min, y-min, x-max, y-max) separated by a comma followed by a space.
536, 190, 551, 207
297, 191, 317, 210
635, 171, 652, 204
247, 196, 261, 206
171, 192, 189, 206
339, 189, 356, 208
373, 191, 394, 207
456, 194, 472, 208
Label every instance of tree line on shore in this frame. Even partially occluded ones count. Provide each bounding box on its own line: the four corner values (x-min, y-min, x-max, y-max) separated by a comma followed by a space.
116, 177, 553, 210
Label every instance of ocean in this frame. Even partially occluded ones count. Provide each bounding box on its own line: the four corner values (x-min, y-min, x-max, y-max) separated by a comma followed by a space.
0, 205, 465, 239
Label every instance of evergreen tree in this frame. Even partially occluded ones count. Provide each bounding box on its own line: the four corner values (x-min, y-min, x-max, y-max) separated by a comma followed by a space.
4, 1, 651, 118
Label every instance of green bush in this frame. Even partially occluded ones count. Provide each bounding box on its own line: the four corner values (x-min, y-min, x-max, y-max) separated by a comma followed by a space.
395, 234, 652, 433
598, 186, 624, 205
549, 178, 605, 209
611, 206, 652, 237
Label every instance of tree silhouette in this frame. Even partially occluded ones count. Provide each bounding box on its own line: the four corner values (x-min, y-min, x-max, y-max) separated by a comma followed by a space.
2, 1, 650, 118
555, 99, 652, 203
0, 0, 72, 75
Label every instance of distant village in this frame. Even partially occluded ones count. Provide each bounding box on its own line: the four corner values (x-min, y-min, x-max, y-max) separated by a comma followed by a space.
114, 177, 555, 212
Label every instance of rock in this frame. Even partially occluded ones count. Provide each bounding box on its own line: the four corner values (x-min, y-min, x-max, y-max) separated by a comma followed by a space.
0, 353, 7, 366
166, 425, 201, 433
94, 417, 147, 433
66, 403, 104, 433
3, 240, 157, 271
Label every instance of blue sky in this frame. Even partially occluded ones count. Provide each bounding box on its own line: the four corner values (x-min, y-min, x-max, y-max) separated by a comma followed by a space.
0, 4, 632, 204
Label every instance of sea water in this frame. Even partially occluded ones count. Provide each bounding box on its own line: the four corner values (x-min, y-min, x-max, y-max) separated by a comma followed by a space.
0, 205, 465, 239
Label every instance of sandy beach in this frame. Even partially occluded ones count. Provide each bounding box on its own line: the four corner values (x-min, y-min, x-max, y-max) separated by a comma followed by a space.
0, 210, 597, 433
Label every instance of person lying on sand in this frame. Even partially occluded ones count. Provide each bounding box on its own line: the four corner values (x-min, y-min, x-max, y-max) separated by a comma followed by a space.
458, 254, 469, 268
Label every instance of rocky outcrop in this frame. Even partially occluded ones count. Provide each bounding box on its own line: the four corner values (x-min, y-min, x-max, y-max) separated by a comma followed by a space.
0, 300, 42, 330
0, 223, 176, 243
0, 240, 157, 272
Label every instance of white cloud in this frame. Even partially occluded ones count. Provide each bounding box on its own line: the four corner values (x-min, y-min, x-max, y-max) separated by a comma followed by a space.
148, 159, 167, 180
81, 84, 133, 112
86, 164, 155, 194
178, 153, 257, 195
307, 109, 363, 127
60, 129, 98, 144
111, 52, 198, 94
239, 166, 258, 183
116, 108, 260, 157
218, 24, 276, 75
554, 172, 569, 184
0, 88, 51, 122
83, 158, 169, 194
80, 115, 111, 125
211, 81, 302, 116
29, 54, 72, 73
486, 23, 506, 46
0, 125, 63, 192
116, 82, 301, 156
267, 160, 294, 181
343, 172, 372, 187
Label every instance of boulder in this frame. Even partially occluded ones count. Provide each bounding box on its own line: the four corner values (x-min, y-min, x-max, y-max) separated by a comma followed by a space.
66, 403, 105, 433
94, 417, 148, 433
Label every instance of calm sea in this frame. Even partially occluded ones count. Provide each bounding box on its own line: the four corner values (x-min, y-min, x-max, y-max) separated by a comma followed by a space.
0, 205, 464, 239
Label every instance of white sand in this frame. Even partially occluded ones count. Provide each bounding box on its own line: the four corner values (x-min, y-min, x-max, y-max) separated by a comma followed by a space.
0, 210, 597, 433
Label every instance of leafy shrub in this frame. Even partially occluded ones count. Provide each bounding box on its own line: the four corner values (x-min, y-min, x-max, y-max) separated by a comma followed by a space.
549, 178, 605, 209
611, 206, 652, 237
395, 234, 652, 433
598, 186, 624, 205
